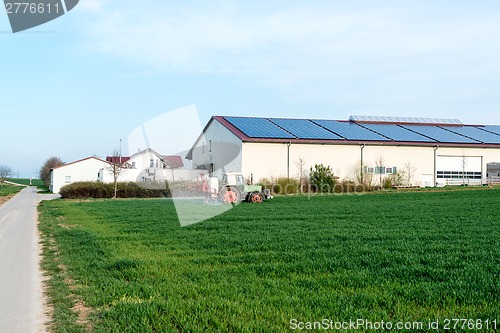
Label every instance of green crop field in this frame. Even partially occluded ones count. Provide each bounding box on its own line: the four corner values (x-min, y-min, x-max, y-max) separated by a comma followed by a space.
0, 184, 22, 197
8, 178, 49, 191
38, 188, 500, 333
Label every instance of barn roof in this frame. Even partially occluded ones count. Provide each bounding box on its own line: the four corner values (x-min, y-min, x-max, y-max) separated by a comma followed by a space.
213, 116, 500, 146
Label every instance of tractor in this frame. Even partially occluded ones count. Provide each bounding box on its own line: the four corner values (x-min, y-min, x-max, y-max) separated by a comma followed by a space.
202, 172, 272, 203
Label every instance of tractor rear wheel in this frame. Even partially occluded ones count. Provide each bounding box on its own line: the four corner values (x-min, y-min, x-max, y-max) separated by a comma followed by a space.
220, 186, 242, 203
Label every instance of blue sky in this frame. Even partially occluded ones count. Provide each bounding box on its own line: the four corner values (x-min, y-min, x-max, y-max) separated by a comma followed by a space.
2, 1, 500, 177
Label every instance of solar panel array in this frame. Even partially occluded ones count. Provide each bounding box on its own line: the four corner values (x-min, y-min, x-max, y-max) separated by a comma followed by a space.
269, 118, 343, 140
479, 126, 500, 136
399, 125, 480, 143
360, 123, 434, 142
313, 120, 390, 141
222, 116, 500, 144
349, 115, 462, 125
443, 126, 500, 144
224, 117, 295, 139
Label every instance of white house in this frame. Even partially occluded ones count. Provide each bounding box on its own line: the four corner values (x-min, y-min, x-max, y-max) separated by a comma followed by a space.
187, 115, 500, 187
50, 149, 186, 194
50, 157, 112, 193
106, 148, 197, 183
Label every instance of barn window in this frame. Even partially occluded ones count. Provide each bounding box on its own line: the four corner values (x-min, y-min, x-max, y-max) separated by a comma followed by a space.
437, 171, 482, 179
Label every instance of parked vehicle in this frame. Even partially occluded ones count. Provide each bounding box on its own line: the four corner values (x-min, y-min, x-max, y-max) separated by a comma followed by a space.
201, 172, 272, 203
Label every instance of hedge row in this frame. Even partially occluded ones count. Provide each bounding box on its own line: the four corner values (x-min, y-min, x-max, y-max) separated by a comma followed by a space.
59, 182, 170, 199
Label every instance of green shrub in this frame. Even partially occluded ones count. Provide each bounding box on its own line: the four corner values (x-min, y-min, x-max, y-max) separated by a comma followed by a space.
59, 182, 170, 199
273, 177, 300, 194
383, 177, 393, 189
258, 177, 302, 195
309, 164, 336, 193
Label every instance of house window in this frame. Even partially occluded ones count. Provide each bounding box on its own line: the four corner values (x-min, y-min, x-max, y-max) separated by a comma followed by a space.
364, 166, 375, 174
132, 162, 136, 168
65, 176, 71, 183
209, 140, 212, 152
150, 159, 154, 167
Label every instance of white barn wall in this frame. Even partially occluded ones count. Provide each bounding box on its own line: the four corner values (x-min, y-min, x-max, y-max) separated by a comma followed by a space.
242, 143, 435, 184
361, 145, 434, 186
242, 142, 500, 186
191, 120, 243, 178
437, 147, 500, 184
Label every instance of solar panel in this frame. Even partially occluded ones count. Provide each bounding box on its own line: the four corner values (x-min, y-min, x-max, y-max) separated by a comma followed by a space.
268, 118, 344, 140
400, 125, 480, 143
224, 117, 295, 139
478, 125, 500, 136
442, 126, 500, 144
313, 120, 389, 141
360, 123, 435, 142
349, 115, 462, 125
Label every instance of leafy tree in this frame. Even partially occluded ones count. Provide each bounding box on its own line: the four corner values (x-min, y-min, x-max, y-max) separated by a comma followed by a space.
0, 165, 12, 183
39, 157, 64, 187
309, 164, 336, 193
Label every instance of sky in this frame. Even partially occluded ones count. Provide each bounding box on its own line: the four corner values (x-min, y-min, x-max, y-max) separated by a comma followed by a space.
1, 0, 500, 177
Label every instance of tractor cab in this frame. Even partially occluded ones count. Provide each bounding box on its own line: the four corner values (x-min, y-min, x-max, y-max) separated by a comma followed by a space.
221, 173, 245, 187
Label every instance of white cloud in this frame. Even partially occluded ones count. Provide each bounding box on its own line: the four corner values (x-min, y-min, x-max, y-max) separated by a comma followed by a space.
81, 3, 500, 75
77, 1, 500, 123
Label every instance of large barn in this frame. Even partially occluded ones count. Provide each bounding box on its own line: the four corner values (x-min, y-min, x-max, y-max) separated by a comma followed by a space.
187, 115, 500, 187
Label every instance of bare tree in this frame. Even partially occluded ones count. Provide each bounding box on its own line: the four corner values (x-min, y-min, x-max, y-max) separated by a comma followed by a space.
0, 165, 13, 184
39, 157, 64, 187
353, 161, 373, 187
375, 156, 385, 188
461, 155, 468, 185
403, 162, 417, 186
295, 157, 307, 193
107, 149, 123, 198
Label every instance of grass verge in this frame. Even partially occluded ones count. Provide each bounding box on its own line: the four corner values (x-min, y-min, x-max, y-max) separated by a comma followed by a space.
0, 184, 23, 197
39, 188, 499, 332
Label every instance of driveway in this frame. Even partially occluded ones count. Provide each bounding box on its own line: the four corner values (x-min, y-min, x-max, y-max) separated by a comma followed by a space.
0, 186, 59, 333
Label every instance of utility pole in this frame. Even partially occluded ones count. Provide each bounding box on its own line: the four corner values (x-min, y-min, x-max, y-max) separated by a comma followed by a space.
119, 139, 122, 165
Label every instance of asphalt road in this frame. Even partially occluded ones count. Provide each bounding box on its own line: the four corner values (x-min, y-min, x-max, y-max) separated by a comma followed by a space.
0, 187, 59, 333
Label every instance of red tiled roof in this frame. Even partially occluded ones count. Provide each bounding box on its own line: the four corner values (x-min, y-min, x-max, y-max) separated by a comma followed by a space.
106, 156, 131, 164
163, 155, 183, 168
